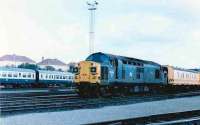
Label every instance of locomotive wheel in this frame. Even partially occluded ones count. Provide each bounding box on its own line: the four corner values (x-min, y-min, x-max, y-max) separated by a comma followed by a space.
93, 87, 101, 97
99, 87, 107, 97
77, 86, 86, 97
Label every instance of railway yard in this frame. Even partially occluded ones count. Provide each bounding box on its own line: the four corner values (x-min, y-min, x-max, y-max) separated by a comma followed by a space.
0, 52, 200, 124
0, 88, 200, 125
1, 0, 200, 124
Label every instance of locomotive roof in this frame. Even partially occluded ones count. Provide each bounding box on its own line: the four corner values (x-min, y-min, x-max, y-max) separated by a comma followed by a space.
87, 52, 161, 66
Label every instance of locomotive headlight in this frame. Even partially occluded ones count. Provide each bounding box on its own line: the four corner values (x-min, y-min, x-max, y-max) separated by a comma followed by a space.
90, 67, 96, 73
73, 67, 79, 74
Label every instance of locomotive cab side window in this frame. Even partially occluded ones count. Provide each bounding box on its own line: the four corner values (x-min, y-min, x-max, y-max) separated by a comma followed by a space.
155, 69, 160, 79
101, 66, 108, 80
122, 65, 125, 79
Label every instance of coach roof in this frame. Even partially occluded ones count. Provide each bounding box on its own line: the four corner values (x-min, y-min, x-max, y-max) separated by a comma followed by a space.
0, 67, 35, 72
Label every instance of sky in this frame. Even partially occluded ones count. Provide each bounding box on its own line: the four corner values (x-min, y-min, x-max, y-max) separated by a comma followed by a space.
0, 0, 199, 68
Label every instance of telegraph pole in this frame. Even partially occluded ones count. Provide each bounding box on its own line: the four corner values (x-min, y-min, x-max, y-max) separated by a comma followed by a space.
87, 1, 98, 54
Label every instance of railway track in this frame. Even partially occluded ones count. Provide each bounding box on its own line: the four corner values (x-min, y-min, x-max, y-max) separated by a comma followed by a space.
1, 90, 200, 116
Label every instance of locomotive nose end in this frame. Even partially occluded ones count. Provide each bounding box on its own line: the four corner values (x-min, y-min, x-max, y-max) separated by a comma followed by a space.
74, 61, 101, 84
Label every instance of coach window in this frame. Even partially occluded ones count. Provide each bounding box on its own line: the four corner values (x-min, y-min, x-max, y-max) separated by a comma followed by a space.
13, 73, 18, 77
28, 73, 31, 78
32, 74, 35, 78
56, 75, 59, 79
41, 74, 43, 78
8, 73, 12, 77
2, 73, 6, 77
22, 74, 26, 78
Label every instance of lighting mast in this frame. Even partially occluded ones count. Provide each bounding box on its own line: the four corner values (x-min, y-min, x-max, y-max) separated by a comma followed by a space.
87, 1, 98, 54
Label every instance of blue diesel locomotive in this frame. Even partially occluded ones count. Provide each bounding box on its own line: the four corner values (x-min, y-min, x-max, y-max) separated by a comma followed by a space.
74, 52, 168, 96
0, 67, 74, 88
75, 52, 200, 97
